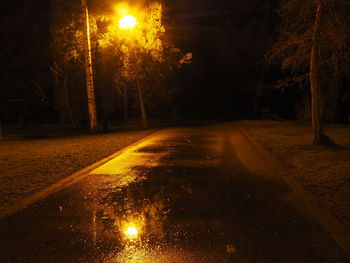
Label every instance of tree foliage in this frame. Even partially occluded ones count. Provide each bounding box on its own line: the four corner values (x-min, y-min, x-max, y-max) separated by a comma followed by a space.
50, 0, 87, 128
99, 2, 189, 87
50, 1, 190, 127
97, 1, 191, 122
269, 0, 350, 122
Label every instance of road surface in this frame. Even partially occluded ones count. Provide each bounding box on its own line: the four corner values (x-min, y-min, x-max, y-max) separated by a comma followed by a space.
0, 123, 349, 263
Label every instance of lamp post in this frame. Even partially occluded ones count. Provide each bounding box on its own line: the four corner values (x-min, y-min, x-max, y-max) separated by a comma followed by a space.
81, 0, 98, 132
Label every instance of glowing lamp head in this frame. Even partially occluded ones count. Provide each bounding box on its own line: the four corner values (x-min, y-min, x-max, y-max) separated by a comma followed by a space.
119, 15, 138, 30
124, 226, 139, 239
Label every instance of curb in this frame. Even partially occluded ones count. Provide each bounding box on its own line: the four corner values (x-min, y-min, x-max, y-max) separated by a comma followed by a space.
0, 130, 161, 221
236, 121, 350, 255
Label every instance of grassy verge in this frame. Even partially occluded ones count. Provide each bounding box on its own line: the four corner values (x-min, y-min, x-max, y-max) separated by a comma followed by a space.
0, 127, 155, 213
240, 120, 350, 228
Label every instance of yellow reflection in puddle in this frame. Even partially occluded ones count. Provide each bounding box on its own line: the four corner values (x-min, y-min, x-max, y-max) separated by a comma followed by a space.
117, 216, 145, 243
124, 225, 139, 240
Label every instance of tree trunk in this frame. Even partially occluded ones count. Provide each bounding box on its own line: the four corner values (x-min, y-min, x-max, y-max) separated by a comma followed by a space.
81, 0, 97, 132
0, 120, 3, 139
96, 97, 109, 133
0, 105, 4, 139
136, 79, 148, 129
17, 103, 24, 129
123, 84, 128, 123
63, 73, 77, 129
310, 2, 330, 145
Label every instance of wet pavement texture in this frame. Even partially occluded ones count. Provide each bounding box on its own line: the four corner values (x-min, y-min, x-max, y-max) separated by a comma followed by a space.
0, 123, 349, 263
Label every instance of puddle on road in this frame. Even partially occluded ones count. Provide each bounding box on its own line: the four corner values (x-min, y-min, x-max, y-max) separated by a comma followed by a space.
104, 245, 221, 263
77, 126, 348, 263
80, 130, 240, 263
83, 162, 238, 263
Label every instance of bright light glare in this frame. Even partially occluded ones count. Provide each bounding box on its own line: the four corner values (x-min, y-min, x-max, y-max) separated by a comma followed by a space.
124, 226, 139, 239
119, 15, 138, 29
114, 2, 129, 16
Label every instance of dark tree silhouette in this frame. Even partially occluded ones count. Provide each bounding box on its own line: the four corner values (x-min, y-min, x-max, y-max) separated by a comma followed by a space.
269, 0, 350, 145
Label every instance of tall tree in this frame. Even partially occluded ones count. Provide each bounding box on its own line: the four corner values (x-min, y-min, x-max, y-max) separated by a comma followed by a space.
310, 2, 323, 145
269, 0, 350, 145
98, 1, 189, 128
51, 0, 88, 129
81, 0, 98, 132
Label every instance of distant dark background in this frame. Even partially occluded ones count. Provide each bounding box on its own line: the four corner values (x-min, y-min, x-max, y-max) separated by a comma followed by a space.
164, 0, 279, 119
1, 0, 58, 126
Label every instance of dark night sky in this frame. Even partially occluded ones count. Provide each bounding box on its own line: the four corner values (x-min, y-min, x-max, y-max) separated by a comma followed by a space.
162, 0, 277, 118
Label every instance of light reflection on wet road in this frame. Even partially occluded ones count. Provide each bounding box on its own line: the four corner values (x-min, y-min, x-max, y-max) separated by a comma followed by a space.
0, 124, 349, 262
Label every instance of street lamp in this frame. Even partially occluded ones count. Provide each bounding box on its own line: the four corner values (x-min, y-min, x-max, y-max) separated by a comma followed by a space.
119, 15, 138, 30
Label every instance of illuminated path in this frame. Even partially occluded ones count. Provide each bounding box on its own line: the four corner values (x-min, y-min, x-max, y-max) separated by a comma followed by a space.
0, 123, 349, 262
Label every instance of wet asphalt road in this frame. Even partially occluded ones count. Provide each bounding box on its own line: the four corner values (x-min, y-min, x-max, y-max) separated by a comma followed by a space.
0, 123, 349, 263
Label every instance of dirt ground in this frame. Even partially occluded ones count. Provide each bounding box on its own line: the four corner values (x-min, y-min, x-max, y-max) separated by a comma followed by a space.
240, 120, 350, 228
0, 127, 155, 214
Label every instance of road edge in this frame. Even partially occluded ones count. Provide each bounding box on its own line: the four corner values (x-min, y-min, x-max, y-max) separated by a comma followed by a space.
236, 121, 350, 255
0, 129, 162, 221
